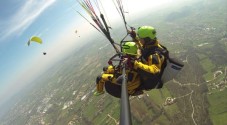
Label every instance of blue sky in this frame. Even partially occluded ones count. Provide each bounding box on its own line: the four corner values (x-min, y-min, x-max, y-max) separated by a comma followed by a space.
0, 0, 175, 106
0, 0, 89, 105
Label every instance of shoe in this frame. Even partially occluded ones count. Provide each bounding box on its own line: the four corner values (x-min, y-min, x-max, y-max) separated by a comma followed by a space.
94, 91, 105, 96
131, 90, 144, 96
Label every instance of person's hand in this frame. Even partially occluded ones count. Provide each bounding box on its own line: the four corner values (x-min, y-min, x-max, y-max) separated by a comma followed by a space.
128, 30, 136, 39
122, 58, 128, 64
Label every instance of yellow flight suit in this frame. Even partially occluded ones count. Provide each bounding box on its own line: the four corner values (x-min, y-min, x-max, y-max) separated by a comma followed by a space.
96, 64, 141, 96
134, 41, 166, 90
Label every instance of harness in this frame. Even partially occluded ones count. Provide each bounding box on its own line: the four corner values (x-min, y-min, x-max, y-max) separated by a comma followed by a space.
140, 44, 169, 89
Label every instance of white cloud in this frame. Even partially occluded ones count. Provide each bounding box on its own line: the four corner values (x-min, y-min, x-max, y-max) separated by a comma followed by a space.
0, 21, 94, 106
0, 0, 56, 41
0, 0, 177, 107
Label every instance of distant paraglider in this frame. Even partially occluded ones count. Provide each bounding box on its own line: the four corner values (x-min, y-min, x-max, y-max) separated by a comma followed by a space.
27, 36, 46, 55
75, 30, 81, 37
27, 36, 42, 46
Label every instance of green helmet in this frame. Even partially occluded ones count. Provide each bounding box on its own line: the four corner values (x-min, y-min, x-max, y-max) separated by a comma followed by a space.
137, 26, 156, 40
122, 42, 138, 55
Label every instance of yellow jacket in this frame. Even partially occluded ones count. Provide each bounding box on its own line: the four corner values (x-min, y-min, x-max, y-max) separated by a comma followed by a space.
134, 41, 166, 90
97, 63, 141, 97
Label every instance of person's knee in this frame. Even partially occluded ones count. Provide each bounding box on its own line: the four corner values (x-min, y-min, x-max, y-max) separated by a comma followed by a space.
103, 66, 108, 72
103, 65, 114, 74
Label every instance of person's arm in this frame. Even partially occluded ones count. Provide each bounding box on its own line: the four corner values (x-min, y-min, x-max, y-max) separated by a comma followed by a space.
128, 30, 143, 49
134, 53, 164, 74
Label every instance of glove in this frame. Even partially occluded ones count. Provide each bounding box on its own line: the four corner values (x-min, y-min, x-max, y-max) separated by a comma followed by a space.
128, 30, 136, 39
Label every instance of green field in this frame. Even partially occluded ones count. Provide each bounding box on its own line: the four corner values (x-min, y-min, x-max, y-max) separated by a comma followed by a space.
208, 89, 227, 125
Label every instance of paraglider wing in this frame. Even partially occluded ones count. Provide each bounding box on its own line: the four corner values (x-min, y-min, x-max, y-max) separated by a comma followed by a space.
27, 36, 42, 46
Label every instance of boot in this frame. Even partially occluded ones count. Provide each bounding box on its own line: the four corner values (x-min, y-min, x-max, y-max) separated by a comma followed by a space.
94, 91, 105, 96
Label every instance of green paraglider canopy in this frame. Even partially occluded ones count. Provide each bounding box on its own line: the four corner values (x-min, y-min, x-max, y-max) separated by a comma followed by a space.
27, 36, 42, 46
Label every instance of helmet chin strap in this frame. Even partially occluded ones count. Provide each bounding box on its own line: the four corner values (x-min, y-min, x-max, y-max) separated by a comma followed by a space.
144, 38, 156, 46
